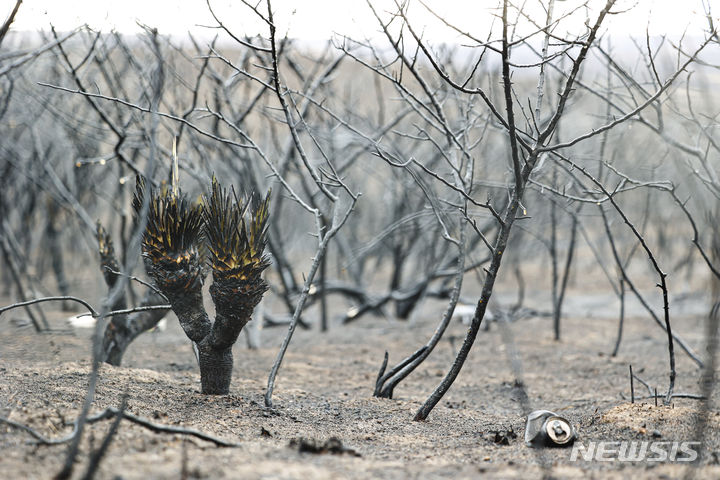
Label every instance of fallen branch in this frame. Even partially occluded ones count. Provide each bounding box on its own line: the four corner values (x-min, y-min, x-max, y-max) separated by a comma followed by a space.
86, 407, 241, 447
0, 407, 241, 448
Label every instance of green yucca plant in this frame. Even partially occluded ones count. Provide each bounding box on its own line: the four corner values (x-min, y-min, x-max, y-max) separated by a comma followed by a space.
133, 175, 271, 394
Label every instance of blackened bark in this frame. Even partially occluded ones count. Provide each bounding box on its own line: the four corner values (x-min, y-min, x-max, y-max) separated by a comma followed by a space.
146, 256, 259, 394
375, 223, 466, 398
97, 223, 171, 365
197, 341, 233, 395
160, 270, 265, 394
208, 266, 267, 350
151, 271, 235, 395
414, 194, 522, 421
102, 290, 169, 366
163, 286, 211, 343
145, 259, 249, 394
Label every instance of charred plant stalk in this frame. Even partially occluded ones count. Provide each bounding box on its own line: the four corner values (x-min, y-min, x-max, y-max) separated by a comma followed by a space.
414, 185, 526, 421
611, 278, 626, 357
136, 177, 211, 386
203, 178, 270, 394
414, 0, 535, 421
136, 177, 270, 394
550, 184, 559, 339
591, 179, 676, 403
374, 220, 466, 398
102, 289, 169, 366
553, 214, 577, 340
593, 198, 702, 367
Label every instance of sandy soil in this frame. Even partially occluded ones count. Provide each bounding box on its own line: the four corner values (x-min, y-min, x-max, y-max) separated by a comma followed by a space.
1, 285, 719, 479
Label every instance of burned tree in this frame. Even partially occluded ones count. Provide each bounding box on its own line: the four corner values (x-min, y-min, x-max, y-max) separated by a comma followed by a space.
96, 222, 169, 365
135, 176, 271, 394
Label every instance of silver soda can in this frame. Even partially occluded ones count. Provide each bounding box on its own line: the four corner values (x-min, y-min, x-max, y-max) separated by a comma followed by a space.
524, 410, 576, 447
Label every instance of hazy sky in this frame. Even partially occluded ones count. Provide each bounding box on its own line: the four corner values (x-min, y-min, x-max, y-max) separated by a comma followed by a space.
2, 0, 714, 43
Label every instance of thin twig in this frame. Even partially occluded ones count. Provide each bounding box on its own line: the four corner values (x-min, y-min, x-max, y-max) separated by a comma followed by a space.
0, 296, 98, 318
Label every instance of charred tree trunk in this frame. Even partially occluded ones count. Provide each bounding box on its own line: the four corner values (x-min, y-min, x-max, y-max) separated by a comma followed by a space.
102, 290, 168, 366
96, 222, 170, 366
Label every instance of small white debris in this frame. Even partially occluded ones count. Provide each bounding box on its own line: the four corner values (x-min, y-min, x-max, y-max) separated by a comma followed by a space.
67, 316, 167, 331
453, 305, 475, 325
67, 314, 96, 328
452, 304, 494, 325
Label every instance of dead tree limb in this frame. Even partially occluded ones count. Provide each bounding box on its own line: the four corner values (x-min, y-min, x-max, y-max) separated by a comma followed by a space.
374, 219, 466, 398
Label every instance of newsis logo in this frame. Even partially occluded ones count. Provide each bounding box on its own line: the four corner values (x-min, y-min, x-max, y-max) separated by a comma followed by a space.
569, 441, 700, 462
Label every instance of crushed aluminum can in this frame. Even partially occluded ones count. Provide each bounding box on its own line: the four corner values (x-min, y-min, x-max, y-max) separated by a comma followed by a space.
524, 410, 577, 448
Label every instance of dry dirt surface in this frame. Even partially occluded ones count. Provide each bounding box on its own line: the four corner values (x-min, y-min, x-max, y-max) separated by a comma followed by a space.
1, 289, 719, 479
